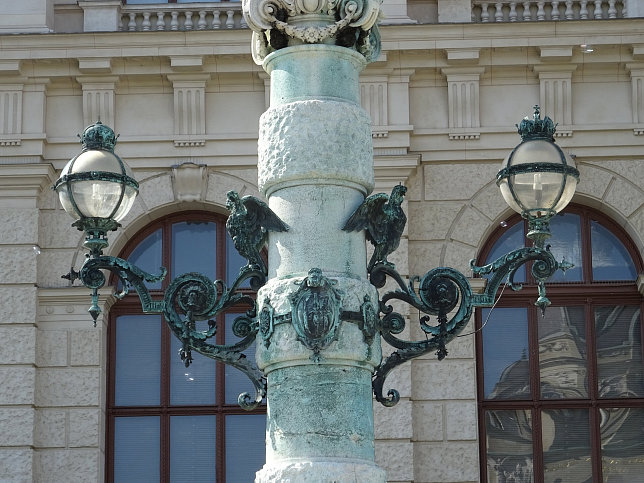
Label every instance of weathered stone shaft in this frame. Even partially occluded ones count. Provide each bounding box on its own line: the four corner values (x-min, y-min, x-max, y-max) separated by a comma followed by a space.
255, 44, 387, 481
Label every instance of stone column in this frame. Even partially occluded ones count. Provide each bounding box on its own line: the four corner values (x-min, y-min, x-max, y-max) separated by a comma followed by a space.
243, 0, 387, 480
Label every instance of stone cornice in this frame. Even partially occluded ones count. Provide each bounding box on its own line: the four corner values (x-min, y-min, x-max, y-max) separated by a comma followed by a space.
0, 164, 57, 206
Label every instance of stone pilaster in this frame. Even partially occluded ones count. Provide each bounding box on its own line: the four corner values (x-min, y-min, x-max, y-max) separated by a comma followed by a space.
77, 76, 119, 129
167, 74, 210, 147
533, 64, 577, 137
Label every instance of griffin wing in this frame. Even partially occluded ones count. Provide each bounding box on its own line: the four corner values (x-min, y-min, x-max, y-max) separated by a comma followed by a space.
342, 193, 389, 244
241, 195, 290, 233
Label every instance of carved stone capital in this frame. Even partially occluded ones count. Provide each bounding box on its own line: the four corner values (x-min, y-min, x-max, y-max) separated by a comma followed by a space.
242, 0, 383, 64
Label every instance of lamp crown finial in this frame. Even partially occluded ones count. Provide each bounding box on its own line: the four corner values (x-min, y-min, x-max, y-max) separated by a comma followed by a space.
516, 105, 557, 141
79, 121, 119, 152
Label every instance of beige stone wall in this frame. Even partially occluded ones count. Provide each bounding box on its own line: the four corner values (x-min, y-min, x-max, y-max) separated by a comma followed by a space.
1, 8, 644, 483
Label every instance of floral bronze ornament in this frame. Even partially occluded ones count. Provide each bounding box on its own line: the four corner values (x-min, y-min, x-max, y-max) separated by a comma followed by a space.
289, 268, 343, 361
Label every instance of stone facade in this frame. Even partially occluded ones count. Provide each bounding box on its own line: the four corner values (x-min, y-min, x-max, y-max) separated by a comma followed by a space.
1, 1, 644, 482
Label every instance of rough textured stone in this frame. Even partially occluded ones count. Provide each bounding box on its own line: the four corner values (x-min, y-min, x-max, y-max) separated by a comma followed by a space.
0, 449, 33, 483
36, 368, 100, 407
374, 400, 412, 440
0, 366, 35, 405
413, 442, 479, 482
34, 449, 99, 483
603, 176, 644, 217
70, 329, 100, 366
39, 210, 84, 249
34, 409, 66, 448
0, 326, 36, 364
408, 241, 445, 275
206, 170, 260, 206
69, 409, 99, 448
0, 209, 38, 244
258, 100, 373, 195
412, 401, 444, 442
36, 330, 68, 367
0, 247, 37, 283
38, 249, 79, 287
449, 205, 491, 247
575, 163, 612, 201
375, 441, 414, 482
410, 359, 476, 400
0, 408, 34, 446
0, 286, 37, 324
445, 401, 478, 441
138, 174, 175, 211
424, 163, 498, 202
407, 201, 462, 240
256, 458, 387, 482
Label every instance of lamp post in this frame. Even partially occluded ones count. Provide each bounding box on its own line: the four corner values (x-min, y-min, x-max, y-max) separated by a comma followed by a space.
54, 2, 579, 479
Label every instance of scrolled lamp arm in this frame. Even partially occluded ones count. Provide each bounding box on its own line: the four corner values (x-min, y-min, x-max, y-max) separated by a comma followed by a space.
371, 244, 572, 407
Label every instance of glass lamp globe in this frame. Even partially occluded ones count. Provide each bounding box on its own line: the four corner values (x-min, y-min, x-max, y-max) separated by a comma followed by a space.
54, 121, 138, 236
497, 106, 579, 223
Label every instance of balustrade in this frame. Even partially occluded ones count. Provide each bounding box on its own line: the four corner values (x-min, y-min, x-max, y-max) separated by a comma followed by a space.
472, 0, 624, 21
120, 4, 246, 31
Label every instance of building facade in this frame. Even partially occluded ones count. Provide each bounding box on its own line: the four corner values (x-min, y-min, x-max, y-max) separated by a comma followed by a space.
1, 0, 643, 481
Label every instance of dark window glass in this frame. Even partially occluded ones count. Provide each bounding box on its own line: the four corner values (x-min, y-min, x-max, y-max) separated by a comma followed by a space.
108, 213, 265, 482
482, 308, 530, 400
477, 206, 644, 482
485, 221, 526, 282
591, 220, 637, 281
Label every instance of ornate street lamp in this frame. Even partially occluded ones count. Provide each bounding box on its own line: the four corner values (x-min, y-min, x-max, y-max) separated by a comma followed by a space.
497, 105, 579, 248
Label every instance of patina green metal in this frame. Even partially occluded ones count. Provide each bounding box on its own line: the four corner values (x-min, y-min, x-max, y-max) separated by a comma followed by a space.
343, 184, 407, 271
289, 268, 344, 361
60, 189, 284, 410
226, 190, 290, 279
370, 242, 572, 407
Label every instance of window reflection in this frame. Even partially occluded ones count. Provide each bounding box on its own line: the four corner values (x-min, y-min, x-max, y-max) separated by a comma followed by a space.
485, 221, 526, 283
539, 307, 587, 399
596, 306, 644, 398
486, 409, 534, 483
125, 228, 163, 290
542, 409, 592, 482
172, 221, 217, 280
591, 221, 637, 281
482, 308, 530, 400
548, 214, 582, 282
600, 407, 644, 482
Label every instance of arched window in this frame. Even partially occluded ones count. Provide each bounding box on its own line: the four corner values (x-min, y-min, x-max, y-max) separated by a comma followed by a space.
106, 212, 265, 482
476, 205, 644, 482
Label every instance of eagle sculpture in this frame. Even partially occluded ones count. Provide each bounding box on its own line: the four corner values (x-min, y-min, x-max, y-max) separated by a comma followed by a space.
225, 191, 289, 274
343, 185, 408, 271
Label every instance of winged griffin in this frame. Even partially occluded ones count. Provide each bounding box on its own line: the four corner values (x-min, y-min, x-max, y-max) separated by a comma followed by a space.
226, 191, 289, 275
343, 184, 407, 271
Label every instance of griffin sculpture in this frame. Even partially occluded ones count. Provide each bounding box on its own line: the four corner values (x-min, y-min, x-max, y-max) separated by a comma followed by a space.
343, 184, 408, 271
226, 191, 289, 274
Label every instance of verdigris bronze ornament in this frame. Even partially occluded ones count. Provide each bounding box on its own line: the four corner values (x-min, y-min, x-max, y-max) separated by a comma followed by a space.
226, 190, 289, 276
289, 268, 343, 361
343, 184, 407, 271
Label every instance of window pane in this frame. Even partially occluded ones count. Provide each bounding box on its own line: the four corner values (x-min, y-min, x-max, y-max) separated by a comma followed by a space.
114, 416, 160, 482
482, 308, 530, 399
596, 306, 644, 398
225, 313, 260, 404
539, 306, 587, 399
601, 407, 644, 481
485, 409, 534, 483
485, 221, 525, 283
170, 415, 216, 482
548, 213, 583, 282
591, 220, 637, 281
170, 323, 216, 405
172, 221, 216, 280
115, 315, 161, 406
226, 415, 266, 481
542, 409, 592, 482
126, 228, 163, 290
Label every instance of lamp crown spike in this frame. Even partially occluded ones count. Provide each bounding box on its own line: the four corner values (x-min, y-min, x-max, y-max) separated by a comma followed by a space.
516, 105, 557, 142
79, 121, 119, 152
